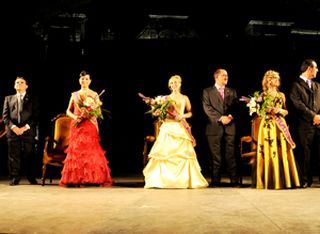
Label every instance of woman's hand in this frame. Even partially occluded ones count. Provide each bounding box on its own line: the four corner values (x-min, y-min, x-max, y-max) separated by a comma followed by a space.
75, 115, 83, 123
270, 107, 288, 116
176, 114, 184, 121
270, 107, 278, 115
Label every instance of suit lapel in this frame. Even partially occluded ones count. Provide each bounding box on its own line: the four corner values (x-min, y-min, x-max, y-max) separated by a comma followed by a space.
211, 87, 224, 112
8, 95, 19, 117
13, 95, 19, 110
23, 94, 29, 103
299, 78, 310, 90
313, 82, 320, 110
224, 88, 230, 101
311, 81, 316, 91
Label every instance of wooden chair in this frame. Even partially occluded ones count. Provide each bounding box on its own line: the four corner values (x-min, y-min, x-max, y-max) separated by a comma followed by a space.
239, 116, 261, 185
143, 120, 161, 166
41, 113, 72, 186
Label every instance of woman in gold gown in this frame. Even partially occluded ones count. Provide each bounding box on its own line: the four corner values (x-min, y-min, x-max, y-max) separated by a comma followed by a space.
256, 70, 301, 189
142, 75, 208, 189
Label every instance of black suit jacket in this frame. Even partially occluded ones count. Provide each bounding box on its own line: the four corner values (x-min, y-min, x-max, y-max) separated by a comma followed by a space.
202, 86, 238, 136
2, 93, 39, 138
289, 78, 320, 130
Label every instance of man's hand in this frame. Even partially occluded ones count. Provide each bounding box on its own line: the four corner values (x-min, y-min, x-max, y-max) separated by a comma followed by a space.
12, 126, 25, 136
313, 114, 320, 125
219, 115, 232, 125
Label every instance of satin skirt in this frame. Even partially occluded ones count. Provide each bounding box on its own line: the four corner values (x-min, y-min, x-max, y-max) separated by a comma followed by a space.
143, 121, 208, 189
256, 116, 301, 189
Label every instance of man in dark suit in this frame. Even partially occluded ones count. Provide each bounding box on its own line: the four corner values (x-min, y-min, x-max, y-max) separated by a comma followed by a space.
289, 59, 320, 188
2, 76, 39, 185
202, 68, 240, 187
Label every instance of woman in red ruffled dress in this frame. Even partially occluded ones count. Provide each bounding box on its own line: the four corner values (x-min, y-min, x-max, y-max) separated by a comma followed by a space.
59, 70, 113, 187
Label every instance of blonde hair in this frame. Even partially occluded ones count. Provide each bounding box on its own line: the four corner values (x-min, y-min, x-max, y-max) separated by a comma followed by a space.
262, 70, 280, 91
168, 75, 182, 91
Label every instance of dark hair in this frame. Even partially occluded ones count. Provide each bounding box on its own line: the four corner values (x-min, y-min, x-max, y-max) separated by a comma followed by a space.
15, 76, 28, 84
79, 70, 90, 77
300, 59, 315, 73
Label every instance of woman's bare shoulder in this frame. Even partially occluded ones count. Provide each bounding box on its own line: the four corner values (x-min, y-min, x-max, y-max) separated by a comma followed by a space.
89, 89, 99, 97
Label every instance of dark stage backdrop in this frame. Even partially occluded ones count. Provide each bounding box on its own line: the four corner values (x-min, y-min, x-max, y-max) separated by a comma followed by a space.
1, 35, 320, 178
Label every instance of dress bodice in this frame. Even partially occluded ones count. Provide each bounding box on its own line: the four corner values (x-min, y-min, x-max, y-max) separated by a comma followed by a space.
272, 92, 284, 108
262, 91, 284, 116
170, 95, 186, 115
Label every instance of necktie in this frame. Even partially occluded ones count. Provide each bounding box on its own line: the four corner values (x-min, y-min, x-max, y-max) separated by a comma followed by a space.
307, 80, 312, 89
219, 87, 224, 100
17, 94, 23, 123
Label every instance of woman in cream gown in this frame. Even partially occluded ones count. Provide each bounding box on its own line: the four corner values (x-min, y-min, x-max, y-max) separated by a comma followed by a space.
256, 70, 300, 189
142, 75, 208, 189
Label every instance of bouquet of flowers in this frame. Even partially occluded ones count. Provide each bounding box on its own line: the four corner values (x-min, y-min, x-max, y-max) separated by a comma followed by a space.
75, 90, 111, 126
138, 93, 175, 122
239, 91, 273, 117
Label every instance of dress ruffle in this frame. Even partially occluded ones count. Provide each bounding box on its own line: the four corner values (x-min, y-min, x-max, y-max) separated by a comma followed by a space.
59, 119, 112, 187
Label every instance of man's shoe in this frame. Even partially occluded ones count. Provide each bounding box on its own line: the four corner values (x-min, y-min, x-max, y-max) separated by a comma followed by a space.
231, 182, 242, 188
209, 182, 221, 188
28, 178, 39, 185
9, 178, 20, 186
302, 182, 312, 188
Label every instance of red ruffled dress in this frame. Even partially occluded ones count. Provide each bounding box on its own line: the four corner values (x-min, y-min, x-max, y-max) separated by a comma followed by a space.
59, 92, 113, 187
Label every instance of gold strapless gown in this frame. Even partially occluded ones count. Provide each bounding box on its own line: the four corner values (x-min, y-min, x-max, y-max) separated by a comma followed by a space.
256, 116, 301, 189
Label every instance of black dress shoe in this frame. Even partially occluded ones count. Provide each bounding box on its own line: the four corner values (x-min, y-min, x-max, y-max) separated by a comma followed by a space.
28, 178, 39, 185
231, 182, 242, 188
9, 178, 20, 186
302, 182, 312, 188
209, 182, 221, 188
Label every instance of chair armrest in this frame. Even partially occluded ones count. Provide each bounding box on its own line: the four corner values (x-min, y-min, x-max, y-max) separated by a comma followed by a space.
145, 136, 156, 142
0, 126, 7, 138
43, 136, 59, 154
0, 118, 7, 138
240, 136, 252, 143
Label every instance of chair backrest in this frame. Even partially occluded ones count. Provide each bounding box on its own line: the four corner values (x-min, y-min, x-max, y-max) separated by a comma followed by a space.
239, 116, 262, 185
52, 114, 72, 151
251, 116, 262, 150
143, 120, 162, 166
153, 120, 161, 138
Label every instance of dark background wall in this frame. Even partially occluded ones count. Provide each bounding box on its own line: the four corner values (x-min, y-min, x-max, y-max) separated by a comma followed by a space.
1, 0, 320, 177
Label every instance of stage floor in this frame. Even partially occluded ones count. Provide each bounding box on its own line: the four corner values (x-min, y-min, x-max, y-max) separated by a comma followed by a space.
0, 175, 320, 234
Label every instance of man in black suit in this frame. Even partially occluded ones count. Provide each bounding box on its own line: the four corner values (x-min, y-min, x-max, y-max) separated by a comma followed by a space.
289, 59, 320, 188
2, 76, 39, 185
202, 68, 240, 187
